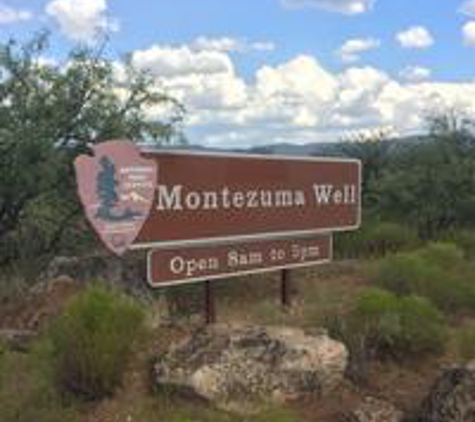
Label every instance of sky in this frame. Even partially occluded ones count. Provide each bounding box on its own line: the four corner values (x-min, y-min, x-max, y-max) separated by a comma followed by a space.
1, 0, 475, 148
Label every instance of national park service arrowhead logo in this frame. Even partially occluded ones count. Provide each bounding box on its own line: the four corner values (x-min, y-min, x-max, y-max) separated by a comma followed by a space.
75, 141, 157, 256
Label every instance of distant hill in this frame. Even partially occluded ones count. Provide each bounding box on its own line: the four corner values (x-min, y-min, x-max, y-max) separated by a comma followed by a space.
244, 135, 429, 157
151, 135, 429, 157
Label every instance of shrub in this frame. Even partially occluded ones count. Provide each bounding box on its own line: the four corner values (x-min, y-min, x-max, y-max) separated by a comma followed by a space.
0, 343, 80, 422
396, 296, 448, 355
375, 251, 435, 295
366, 222, 419, 256
50, 284, 145, 400
374, 242, 475, 313
334, 221, 418, 259
418, 242, 465, 271
352, 288, 447, 359
455, 323, 475, 361
0, 271, 29, 304
442, 229, 475, 259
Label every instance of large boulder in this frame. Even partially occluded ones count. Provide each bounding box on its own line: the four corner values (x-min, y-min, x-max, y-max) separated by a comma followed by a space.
153, 324, 348, 413
412, 362, 475, 422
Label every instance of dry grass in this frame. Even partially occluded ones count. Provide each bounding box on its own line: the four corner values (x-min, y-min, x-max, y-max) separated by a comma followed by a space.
215, 261, 366, 329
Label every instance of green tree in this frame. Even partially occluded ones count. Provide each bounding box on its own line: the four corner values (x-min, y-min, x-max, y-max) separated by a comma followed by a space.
338, 128, 394, 209
0, 33, 185, 269
374, 112, 475, 239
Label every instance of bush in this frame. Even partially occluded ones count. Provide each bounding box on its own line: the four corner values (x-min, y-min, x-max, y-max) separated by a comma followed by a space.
442, 229, 475, 259
367, 222, 419, 256
418, 242, 465, 270
50, 284, 145, 400
375, 251, 435, 295
374, 242, 475, 313
455, 323, 475, 361
334, 221, 418, 259
352, 288, 447, 359
0, 343, 80, 422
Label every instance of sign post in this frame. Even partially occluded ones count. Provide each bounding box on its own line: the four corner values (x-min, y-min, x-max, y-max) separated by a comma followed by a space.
204, 280, 216, 324
281, 269, 291, 309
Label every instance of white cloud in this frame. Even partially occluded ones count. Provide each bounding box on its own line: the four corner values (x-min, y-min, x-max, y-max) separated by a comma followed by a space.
337, 37, 380, 63
133, 45, 234, 78
45, 0, 118, 43
282, 0, 375, 14
132, 44, 247, 111
397, 26, 434, 49
0, 3, 32, 24
400, 66, 432, 82
252, 42, 276, 52
459, 0, 475, 16
192, 37, 244, 53
463, 21, 475, 46
192, 36, 275, 53
130, 40, 475, 148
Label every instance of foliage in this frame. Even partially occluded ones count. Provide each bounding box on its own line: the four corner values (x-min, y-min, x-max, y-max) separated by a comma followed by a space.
0, 343, 80, 422
417, 241, 465, 269
0, 32, 184, 270
334, 220, 418, 259
441, 229, 475, 258
375, 250, 434, 296
374, 242, 475, 313
374, 117, 475, 239
349, 288, 447, 359
455, 322, 475, 361
0, 270, 29, 304
339, 111, 475, 240
338, 128, 394, 208
49, 284, 145, 400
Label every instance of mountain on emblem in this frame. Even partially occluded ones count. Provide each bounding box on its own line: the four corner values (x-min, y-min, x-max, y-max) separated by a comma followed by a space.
74, 140, 157, 256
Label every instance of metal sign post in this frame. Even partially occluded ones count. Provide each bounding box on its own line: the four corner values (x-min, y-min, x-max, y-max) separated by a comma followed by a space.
204, 280, 216, 324
281, 269, 291, 309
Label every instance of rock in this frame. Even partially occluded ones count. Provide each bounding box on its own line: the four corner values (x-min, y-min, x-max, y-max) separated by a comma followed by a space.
29, 275, 77, 295
45, 255, 108, 282
413, 361, 475, 422
44, 252, 149, 299
0, 329, 37, 352
346, 397, 404, 422
153, 324, 348, 413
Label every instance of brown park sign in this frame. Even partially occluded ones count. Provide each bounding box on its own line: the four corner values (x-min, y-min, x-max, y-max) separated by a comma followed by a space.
133, 148, 361, 249
148, 234, 332, 287
75, 141, 361, 256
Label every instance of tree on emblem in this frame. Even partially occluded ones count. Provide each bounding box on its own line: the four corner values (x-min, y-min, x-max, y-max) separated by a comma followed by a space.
95, 156, 142, 221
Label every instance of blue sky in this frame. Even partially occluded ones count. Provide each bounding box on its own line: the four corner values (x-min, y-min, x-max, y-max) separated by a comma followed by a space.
1, 0, 475, 147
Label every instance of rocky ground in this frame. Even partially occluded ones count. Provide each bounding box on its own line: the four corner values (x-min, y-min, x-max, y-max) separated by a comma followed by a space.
0, 258, 471, 421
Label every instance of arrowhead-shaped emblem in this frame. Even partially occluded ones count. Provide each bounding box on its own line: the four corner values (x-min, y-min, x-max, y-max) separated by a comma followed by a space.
75, 140, 157, 255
